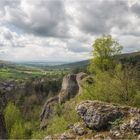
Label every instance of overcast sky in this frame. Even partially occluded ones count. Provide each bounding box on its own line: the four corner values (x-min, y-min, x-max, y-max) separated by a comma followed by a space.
0, 0, 140, 62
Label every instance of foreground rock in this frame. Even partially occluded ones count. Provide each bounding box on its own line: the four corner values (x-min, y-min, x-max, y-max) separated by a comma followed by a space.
76, 100, 125, 130
76, 100, 140, 139
130, 116, 140, 133
44, 100, 140, 139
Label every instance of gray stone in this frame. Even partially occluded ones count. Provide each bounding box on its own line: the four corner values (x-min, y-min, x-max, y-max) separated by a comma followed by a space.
137, 135, 140, 140
40, 73, 88, 129
130, 116, 140, 133
40, 96, 59, 129
60, 132, 75, 140
72, 122, 87, 136
59, 74, 79, 104
120, 123, 130, 132
76, 100, 123, 130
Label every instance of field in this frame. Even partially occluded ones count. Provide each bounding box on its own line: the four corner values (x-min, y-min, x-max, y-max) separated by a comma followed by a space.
0, 65, 65, 81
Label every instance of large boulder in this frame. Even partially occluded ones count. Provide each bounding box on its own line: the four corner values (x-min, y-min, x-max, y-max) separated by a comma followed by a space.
0, 91, 7, 139
76, 100, 124, 130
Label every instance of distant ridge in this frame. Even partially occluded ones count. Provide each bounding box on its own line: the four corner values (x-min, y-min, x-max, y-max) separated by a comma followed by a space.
0, 51, 140, 69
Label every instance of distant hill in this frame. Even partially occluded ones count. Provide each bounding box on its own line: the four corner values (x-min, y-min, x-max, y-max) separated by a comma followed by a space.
56, 51, 140, 70
119, 51, 140, 65
47, 60, 89, 70
0, 51, 140, 70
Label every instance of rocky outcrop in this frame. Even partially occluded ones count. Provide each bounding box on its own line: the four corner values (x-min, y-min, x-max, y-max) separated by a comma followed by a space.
72, 122, 87, 136
76, 100, 140, 139
43, 100, 140, 139
0, 91, 7, 139
40, 96, 59, 129
59, 72, 87, 103
130, 116, 140, 133
59, 74, 79, 104
76, 100, 125, 130
0, 81, 18, 92
40, 73, 88, 128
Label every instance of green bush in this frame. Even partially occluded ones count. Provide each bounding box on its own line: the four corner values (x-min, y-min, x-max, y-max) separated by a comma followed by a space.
10, 121, 26, 139
47, 116, 68, 135
32, 114, 77, 139
4, 102, 22, 134
133, 91, 140, 107
79, 65, 139, 106
32, 130, 47, 139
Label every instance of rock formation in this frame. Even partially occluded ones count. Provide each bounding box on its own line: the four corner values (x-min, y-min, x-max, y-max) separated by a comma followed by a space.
40, 96, 59, 129
58, 74, 79, 104
40, 72, 88, 129
76, 100, 124, 130
44, 100, 140, 139
58, 72, 87, 104
76, 100, 140, 139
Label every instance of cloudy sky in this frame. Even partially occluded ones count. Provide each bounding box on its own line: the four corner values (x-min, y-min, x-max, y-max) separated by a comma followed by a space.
0, 0, 140, 62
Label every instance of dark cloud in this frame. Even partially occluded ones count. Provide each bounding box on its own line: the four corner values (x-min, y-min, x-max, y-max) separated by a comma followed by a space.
131, 3, 140, 17
74, 0, 129, 35
0, 0, 140, 61
67, 40, 91, 53
2, 0, 70, 38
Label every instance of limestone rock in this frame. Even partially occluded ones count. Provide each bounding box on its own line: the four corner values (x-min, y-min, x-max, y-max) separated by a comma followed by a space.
130, 116, 140, 133
59, 74, 79, 103
59, 73, 88, 103
110, 129, 123, 139
40, 96, 59, 129
76, 72, 88, 93
137, 135, 140, 140
60, 132, 75, 140
72, 122, 87, 136
76, 100, 124, 130
40, 73, 88, 129
94, 134, 105, 139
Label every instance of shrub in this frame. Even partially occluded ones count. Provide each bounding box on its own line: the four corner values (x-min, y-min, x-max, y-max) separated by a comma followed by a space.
10, 121, 26, 139
32, 130, 47, 139
4, 102, 22, 134
133, 91, 140, 107
47, 116, 68, 135
79, 65, 139, 106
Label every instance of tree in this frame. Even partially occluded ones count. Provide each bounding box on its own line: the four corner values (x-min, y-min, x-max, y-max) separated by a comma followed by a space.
89, 35, 123, 73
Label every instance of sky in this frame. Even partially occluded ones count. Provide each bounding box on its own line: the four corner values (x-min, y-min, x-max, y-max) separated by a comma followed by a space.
0, 0, 140, 62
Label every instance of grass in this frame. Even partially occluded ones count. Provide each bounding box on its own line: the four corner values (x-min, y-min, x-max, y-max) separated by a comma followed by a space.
0, 66, 64, 80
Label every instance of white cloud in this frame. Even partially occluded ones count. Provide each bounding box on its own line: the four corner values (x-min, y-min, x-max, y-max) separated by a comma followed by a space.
0, 0, 140, 61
